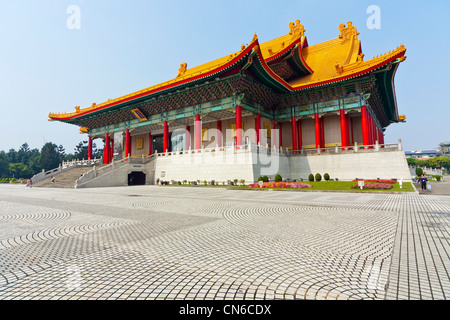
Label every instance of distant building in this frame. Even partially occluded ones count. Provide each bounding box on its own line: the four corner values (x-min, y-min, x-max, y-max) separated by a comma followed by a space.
405, 150, 441, 159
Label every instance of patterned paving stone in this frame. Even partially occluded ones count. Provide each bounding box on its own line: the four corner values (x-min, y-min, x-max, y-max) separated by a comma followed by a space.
0, 184, 448, 300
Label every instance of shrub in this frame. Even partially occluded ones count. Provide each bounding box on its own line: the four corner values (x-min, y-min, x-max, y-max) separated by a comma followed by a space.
308, 174, 314, 182
233, 179, 238, 185
274, 174, 282, 182
258, 175, 269, 182
315, 173, 322, 182
432, 175, 442, 182
240, 179, 245, 185
324, 173, 330, 181
415, 167, 423, 176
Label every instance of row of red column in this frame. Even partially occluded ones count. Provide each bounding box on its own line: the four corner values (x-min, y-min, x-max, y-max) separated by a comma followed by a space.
361, 106, 383, 147
93, 104, 384, 163
286, 106, 383, 151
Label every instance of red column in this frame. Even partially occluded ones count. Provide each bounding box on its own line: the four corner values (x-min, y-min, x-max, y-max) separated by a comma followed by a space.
103, 133, 110, 164
371, 116, 375, 145
361, 106, 370, 147
125, 128, 131, 158
235, 106, 242, 147
272, 120, 276, 147
195, 114, 201, 150
217, 120, 222, 147
320, 116, 325, 150
88, 136, 93, 160
368, 115, 373, 146
291, 117, 297, 151
148, 132, 153, 155
109, 138, 114, 162
297, 119, 302, 151
340, 109, 348, 148
350, 117, 354, 145
163, 120, 169, 153
345, 114, 350, 145
314, 113, 321, 149
255, 114, 261, 145
374, 119, 378, 144
279, 122, 283, 147
186, 126, 191, 150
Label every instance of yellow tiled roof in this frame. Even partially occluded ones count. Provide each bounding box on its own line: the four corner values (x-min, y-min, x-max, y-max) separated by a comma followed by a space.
289, 22, 406, 88
49, 20, 406, 121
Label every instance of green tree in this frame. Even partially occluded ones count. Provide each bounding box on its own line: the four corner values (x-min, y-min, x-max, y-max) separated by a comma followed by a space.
7, 148, 17, 163
57, 145, 66, 162
73, 140, 100, 160
17, 143, 31, 164
406, 157, 417, 167
9, 163, 31, 179
0, 151, 8, 178
39, 142, 60, 171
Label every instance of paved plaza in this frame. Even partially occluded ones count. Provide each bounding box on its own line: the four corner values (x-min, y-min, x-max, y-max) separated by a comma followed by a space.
0, 184, 448, 300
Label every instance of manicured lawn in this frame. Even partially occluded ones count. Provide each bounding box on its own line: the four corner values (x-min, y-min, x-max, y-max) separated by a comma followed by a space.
232, 181, 415, 192
164, 181, 416, 192
306, 181, 415, 192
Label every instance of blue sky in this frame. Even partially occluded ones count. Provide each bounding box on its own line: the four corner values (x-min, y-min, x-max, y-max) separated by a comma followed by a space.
0, 0, 449, 153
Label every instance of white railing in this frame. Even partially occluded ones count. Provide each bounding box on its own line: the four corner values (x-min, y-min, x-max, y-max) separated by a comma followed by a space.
152, 143, 293, 158
61, 157, 101, 169
31, 158, 101, 184
291, 140, 401, 156
149, 140, 400, 159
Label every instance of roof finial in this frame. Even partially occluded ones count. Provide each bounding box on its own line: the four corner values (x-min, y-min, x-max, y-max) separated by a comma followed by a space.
289, 20, 305, 38
338, 21, 359, 42
176, 62, 187, 78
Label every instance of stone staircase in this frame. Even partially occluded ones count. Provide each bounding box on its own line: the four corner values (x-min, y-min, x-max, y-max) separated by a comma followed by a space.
33, 167, 98, 189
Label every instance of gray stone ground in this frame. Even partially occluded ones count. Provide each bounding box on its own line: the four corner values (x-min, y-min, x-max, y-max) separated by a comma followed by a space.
0, 184, 448, 300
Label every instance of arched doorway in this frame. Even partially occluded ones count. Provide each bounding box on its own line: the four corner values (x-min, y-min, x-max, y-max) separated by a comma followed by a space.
128, 171, 146, 185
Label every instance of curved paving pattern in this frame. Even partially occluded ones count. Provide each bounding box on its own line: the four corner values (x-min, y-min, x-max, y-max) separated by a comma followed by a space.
0, 185, 448, 300
0, 210, 72, 222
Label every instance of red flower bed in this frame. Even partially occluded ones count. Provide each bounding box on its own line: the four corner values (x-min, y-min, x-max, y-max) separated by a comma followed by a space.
351, 183, 393, 190
352, 179, 396, 184
247, 182, 313, 189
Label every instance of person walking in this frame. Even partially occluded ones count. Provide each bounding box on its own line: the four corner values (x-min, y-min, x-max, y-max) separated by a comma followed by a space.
418, 174, 428, 191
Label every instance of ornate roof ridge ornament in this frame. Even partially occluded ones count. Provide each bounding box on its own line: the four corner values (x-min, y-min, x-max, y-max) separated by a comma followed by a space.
288, 20, 305, 38
338, 21, 359, 43
176, 62, 187, 78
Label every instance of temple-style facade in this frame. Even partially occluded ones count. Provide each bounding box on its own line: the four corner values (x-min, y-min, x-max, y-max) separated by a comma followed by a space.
49, 20, 409, 186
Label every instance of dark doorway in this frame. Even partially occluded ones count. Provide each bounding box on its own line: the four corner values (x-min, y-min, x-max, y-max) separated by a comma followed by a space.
153, 134, 172, 153
128, 171, 146, 185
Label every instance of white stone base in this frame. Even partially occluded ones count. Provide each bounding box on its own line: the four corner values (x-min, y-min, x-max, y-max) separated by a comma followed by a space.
76, 147, 412, 187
